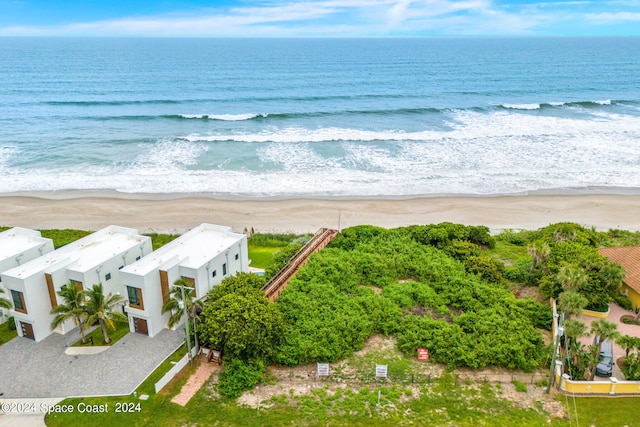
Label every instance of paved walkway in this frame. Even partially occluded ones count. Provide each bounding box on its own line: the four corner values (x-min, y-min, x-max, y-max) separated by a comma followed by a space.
578, 303, 640, 380
0, 327, 184, 398
171, 357, 218, 406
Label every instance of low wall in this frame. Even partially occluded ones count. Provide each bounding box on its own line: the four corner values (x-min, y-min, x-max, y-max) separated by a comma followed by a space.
582, 307, 610, 318
154, 354, 189, 394
153, 345, 200, 394
554, 362, 640, 396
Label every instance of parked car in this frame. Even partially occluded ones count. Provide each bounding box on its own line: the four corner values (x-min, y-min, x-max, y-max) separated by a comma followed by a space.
596, 340, 614, 377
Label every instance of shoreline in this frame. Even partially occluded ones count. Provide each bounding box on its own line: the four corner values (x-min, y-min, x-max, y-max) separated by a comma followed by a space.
3, 185, 640, 201
1, 191, 639, 235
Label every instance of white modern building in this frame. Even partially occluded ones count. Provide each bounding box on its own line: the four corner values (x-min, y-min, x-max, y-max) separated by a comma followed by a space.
0, 228, 55, 324
120, 223, 248, 337
1, 225, 151, 342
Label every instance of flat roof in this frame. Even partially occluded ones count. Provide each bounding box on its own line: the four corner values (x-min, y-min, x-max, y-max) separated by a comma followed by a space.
122, 223, 245, 275
0, 227, 51, 262
2, 225, 149, 279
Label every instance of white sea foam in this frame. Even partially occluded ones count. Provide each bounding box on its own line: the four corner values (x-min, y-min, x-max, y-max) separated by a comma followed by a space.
3, 108, 640, 197
501, 103, 541, 110
133, 139, 207, 170
180, 113, 265, 121
594, 100, 612, 105
182, 127, 442, 144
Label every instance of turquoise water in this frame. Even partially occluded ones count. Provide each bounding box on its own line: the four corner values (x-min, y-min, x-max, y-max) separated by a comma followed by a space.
1, 37, 639, 197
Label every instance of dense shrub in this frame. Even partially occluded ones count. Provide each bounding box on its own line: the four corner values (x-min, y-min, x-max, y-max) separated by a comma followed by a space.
614, 295, 633, 311
7, 316, 16, 331
217, 359, 265, 398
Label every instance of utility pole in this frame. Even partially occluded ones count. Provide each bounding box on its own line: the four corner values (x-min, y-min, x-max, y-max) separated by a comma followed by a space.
547, 312, 564, 393
178, 284, 193, 364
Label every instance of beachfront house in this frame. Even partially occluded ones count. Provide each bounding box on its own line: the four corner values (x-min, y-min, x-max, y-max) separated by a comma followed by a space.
1, 225, 151, 342
119, 223, 248, 337
0, 228, 55, 324
599, 247, 640, 312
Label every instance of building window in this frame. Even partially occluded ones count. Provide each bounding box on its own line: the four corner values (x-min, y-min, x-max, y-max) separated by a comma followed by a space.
127, 286, 144, 309
235, 253, 239, 260
212, 270, 217, 278
105, 273, 112, 281
136, 256, 141, 261
222, 263, 227, 275
119, 265, 124, 270
11, 290, 27, 314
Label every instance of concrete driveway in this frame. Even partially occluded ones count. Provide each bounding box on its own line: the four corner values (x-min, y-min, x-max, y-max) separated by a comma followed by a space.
0, 327, 184, 398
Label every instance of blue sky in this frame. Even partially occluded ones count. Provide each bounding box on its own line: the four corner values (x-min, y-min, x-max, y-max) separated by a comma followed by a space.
1, 0, 639, 36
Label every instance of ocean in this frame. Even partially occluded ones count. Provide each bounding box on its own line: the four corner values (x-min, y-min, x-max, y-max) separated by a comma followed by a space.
1, 37, 639, 198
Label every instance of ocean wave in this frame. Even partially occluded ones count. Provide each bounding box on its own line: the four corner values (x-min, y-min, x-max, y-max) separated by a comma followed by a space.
180, 128, 443, 144
498, 100, 628, 110
178, 113, 268, 121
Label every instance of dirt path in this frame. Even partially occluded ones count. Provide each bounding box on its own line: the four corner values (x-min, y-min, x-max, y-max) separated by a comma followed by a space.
171, 358, 220, 406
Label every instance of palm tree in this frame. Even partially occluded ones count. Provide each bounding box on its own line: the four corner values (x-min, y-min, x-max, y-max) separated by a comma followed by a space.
161, 278, 202, 329
0, 288, 12, 309
617, 335, 637, 358
51, 283, 89, 343
563, 318, 589, 373
162, 278, 203, 358
82, 284, 127, 344
558, 290, 588, 320
589, 319, 620, 380
528, 241, 551, 273
557, 265, 588, 291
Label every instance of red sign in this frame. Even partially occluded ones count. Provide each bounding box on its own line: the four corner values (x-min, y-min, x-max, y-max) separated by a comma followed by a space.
417, 348, 429, 361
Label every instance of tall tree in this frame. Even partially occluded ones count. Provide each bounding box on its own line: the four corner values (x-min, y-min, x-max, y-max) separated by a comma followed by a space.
589, 319, 620, 380
161, 278, 203, 329
83, 284, 127, 344
0, 288, 12, 309
51, 283, 89, 343
198, 288, 283, 362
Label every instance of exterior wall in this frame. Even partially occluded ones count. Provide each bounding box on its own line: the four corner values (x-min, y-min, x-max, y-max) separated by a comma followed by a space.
122, 268, 170, 338
4, 273, 55, 342
120, 228, 249, 338
0, 232, 54, 324
625, 285, 640, 312
3, 230, 151, 342
555, 365, 640, 396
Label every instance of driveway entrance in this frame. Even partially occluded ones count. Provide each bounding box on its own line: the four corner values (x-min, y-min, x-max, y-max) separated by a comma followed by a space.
0, 327, 183, 398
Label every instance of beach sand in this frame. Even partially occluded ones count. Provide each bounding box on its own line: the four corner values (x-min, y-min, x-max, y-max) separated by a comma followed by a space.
0, 192, 639, 234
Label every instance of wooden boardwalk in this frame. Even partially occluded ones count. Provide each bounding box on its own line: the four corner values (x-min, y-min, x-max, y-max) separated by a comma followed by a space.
261, 228, 339, 301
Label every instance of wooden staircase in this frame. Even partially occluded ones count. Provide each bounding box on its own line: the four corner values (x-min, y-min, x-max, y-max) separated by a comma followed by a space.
261, 228, 339, 301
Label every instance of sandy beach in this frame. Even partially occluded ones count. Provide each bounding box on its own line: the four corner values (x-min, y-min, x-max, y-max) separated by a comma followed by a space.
0, 192, 639, 235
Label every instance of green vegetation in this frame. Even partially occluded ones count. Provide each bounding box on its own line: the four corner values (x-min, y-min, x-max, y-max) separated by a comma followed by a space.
145, 233, 180, 251
40, 228, 92, 248
248, 233, 310, 270
274, 224, 549, 371
0, 319, 18, 346
571, 397, 640, 427
71, 320, 129, 347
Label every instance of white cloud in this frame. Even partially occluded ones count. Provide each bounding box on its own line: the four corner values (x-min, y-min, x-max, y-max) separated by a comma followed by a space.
0, 0, 638, 36
586, 11, 640, 22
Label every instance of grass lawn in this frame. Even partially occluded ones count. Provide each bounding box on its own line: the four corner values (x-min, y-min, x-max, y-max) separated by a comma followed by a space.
0, 320, 18, 346
71, 321, 130, 347
248, 245, 280, 269
570, 397, 640, 427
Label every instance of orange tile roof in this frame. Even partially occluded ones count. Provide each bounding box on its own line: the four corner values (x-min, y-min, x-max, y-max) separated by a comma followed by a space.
599, 246, 640, 295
